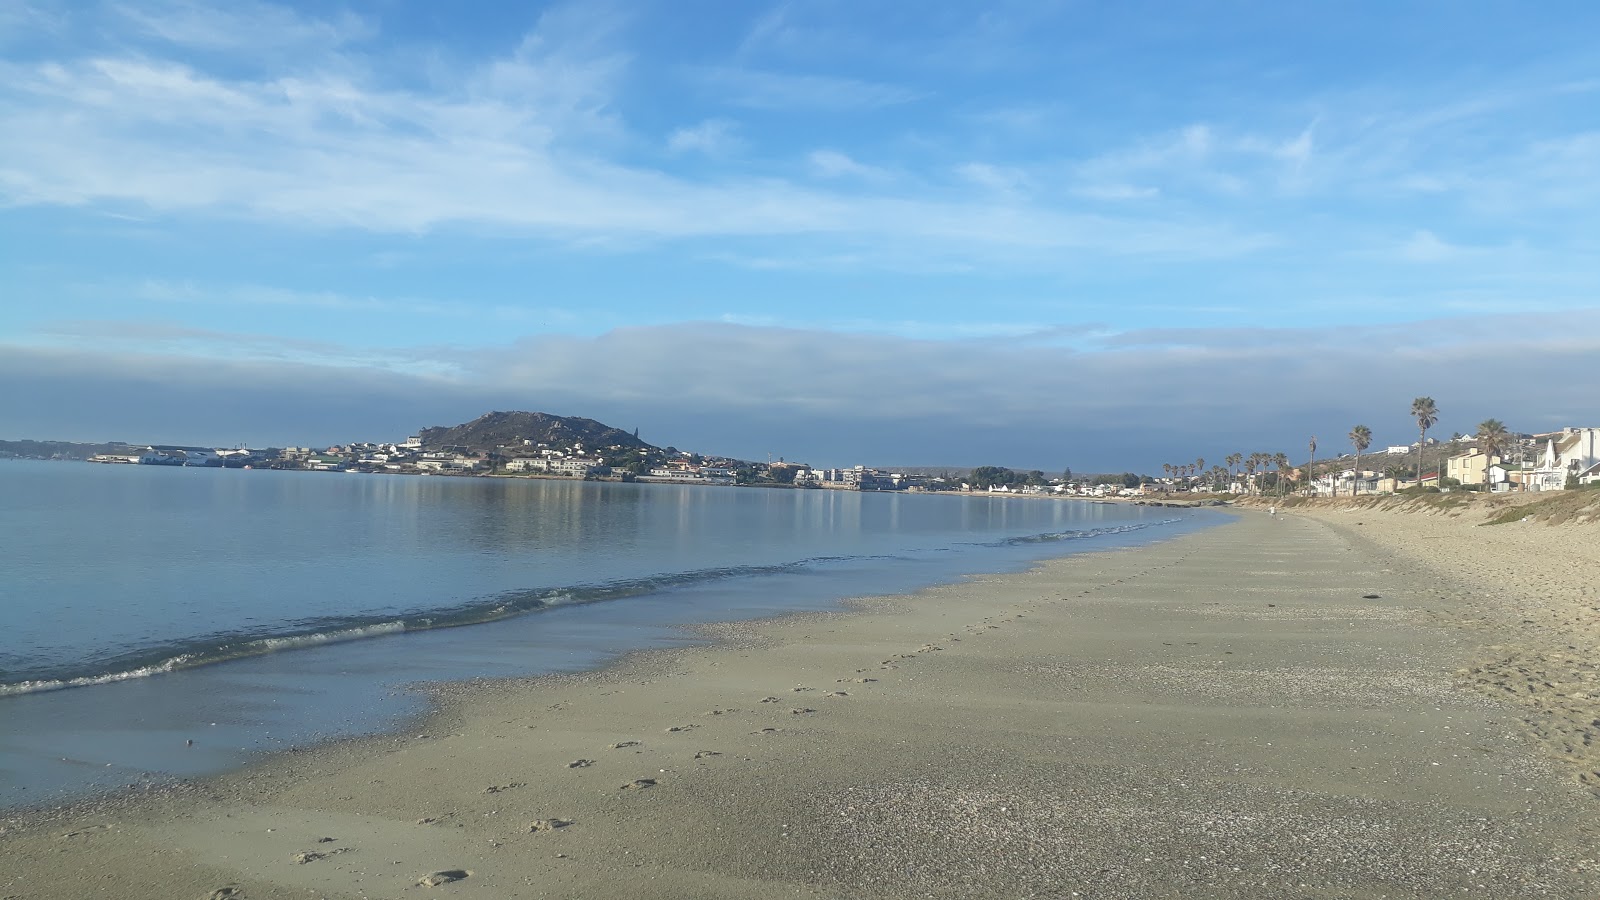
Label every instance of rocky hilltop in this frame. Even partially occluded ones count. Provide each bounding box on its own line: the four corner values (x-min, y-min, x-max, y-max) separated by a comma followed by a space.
417, 410, 655, 453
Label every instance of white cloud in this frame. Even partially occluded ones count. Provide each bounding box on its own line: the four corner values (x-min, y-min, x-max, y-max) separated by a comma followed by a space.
690, 65, 923, 111
1075, 183, 1159, 201
806, 149, 887, 180
1399, 230, 1463, 263
667, 119, 742, 156
109, 0, 370, 54
0, 41, 1272, 265
955, 162, 1029, 194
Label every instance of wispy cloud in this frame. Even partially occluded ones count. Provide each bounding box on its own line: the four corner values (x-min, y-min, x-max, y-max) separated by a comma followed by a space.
0, 8, 1274, 270
666, 118, 743, 156
29, 319, 464, 375
806, 149, 889, 181
1398, 230, 1464, 263
109, 0, 371, 54
689, 65, 924, 111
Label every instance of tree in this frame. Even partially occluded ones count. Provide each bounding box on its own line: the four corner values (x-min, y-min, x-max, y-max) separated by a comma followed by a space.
1475, 418, 1510, 489
1274, 452, 1291, 497
1411, 397, 1438, 486
1348, 425, 1372, 497
969, 466, 1018, 489
1306, 436, 1317, 497
1226, 453, 1242, 489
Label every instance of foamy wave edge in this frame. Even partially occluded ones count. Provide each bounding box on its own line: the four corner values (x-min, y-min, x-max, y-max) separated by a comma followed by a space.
0, 621, 407, 697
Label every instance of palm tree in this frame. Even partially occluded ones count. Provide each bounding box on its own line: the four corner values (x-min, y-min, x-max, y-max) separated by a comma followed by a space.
1348, 425, 1372, 497
1307, 436, 1318, 497
1273, 452, 1291, 497
1475, 419, 1510, 490
1226, 452, 1242, 490
1411, 397, 1438, 486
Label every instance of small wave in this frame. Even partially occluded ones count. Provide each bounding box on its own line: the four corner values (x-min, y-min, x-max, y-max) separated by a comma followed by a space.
0, 556, 861, 697
985, 518, 1182, 547
0, 522, 1185, 698
0, 622, 409, 697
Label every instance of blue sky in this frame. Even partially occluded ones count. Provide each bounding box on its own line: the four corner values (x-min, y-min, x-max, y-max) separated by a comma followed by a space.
2, 1, 1597, 469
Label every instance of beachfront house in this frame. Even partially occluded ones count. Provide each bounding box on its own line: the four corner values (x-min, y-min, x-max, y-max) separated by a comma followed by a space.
1446, 449, 1503, 489
1523, 428, 1600, 491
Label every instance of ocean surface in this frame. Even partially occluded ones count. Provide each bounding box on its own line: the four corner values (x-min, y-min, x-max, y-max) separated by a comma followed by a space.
0, 460, 1226, 809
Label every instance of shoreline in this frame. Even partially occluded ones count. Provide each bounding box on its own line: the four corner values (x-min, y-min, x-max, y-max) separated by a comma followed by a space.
0, 505, 1215, 812
5, 511, 1597, 898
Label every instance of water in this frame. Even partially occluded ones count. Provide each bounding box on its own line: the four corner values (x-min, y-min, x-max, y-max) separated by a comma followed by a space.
0, 460, 1225, 808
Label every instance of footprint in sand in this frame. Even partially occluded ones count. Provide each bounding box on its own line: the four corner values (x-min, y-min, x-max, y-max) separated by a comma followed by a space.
790, 707, 816, 715
419, 869, 470, 887
567, 759, 594, 769
294, 847, 350, 865
484, 782, 526, 793
608, 741, 641, 750
529, 818, 573, 833
694, 750, 722, 759
665, 725, 697, 733
751, 727, 782, 735
620, 778, 657, 790
792, 686, 814, 692
759, 696, 781, 703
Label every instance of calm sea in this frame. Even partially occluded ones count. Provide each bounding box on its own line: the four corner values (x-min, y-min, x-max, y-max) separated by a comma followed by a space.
0, 460, 1224, 808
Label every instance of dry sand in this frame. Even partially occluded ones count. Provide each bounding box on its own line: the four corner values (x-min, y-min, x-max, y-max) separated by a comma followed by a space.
3, 511, 1598, 899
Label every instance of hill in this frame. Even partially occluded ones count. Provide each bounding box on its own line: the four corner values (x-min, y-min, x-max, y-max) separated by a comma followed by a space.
0, 439, 135, 460
417, 411, 655, 453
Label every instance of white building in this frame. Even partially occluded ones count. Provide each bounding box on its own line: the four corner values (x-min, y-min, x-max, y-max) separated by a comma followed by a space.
1523, 428, 1600, 491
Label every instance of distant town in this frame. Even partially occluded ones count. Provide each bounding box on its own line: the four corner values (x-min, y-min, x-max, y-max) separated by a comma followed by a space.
4, 409, 1597, 499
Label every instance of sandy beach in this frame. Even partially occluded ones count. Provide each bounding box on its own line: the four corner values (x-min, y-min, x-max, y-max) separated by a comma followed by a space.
4, 509, 1598, 899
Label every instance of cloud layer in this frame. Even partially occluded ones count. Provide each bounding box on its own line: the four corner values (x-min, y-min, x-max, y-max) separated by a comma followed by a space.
9, 313, 1596, 469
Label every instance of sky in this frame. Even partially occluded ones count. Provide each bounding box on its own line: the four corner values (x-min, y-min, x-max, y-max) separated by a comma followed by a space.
2, 1, 1597, 471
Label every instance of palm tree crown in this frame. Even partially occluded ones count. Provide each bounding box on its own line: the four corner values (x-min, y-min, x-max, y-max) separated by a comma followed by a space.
1475, 419, 1510, 488
1411, 397, 1439, 485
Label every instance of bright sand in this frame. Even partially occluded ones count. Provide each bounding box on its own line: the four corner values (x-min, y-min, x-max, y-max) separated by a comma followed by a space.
3, 510, 1598, 898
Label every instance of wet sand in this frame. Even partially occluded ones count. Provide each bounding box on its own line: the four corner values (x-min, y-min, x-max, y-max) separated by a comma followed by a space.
3, 512, 1597, 898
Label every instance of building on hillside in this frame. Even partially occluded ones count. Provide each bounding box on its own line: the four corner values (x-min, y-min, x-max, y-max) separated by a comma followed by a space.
1446, 450, 1503, 488
506, 457, 603, 476
1384, 445, 1411, 455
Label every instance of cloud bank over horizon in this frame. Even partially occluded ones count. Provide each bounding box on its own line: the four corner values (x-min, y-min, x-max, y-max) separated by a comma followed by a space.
6, 313, 1595, 471
2, 1, 1596, 469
